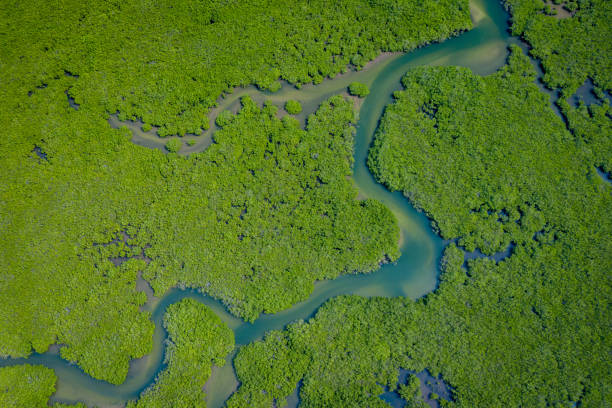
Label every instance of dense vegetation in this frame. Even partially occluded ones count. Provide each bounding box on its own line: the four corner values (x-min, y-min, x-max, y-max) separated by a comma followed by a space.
504, 0, 611, 94
559, 96, 612, 173
0, 300, 232, 407
0, 365, 85, 408
0, 365, 56, 407
0, 0, 473, 385
0, 86, 398, 384
348, 82, 371, 98
398, 375, 427, 407
2, 0, 609, 405
1, 0, 471, 137
284, 100, 302, 115
139, 95, 400, 318
370, 47, 552, 253
127, 299, 234, 408
503, 0, 611, 174
229, 47, 611, 407
165, 138, 182, 153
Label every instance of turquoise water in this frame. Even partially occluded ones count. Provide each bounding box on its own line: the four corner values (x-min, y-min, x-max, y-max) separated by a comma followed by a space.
1, 0, 516, 406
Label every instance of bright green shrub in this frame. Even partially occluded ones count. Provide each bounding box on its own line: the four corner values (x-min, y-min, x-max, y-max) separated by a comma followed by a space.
0, 365, 56, 408
165, 139, 182, 153
215, 110, 234, 128
348, 82, 370, 97
285, 100, 302, 115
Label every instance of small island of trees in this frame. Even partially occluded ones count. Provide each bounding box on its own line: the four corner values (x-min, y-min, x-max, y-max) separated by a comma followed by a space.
348, 82, 370, 97
165, 139, 182, 153
284, 100, 302, 115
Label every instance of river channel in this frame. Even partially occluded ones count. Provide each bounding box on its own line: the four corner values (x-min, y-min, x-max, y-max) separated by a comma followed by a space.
2, 0, 521, 406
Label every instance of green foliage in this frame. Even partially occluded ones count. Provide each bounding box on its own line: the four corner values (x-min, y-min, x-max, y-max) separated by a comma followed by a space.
502, 0, 611, 186
127, 299, 234, 408
139, 95, 400, 321
0, 0, 470, 384
284, 100, 302, 115
165, 138, 182, 153
268, 81, 282, 93
229, 330, 310, 407
369, 45, 555, 253
141, 123, 152, 132
0, 302, 232, 408
0, 84, 397, 384
215, 110, 234, 128
0, 365, 56, 408
564, 1, 578, 11
0, 154, 155, 385
228, 297, 409, 408
399, 375, 427, 408
231, 48, 611, 407
1, 0, 471, 136
504, 0, 611, 94
348, 82, 370, 97
543, 4, 553, 15
3, 2, 608, 406
593, 86, 605, 100
558, 97, 612, 172
367, 45, 612, 406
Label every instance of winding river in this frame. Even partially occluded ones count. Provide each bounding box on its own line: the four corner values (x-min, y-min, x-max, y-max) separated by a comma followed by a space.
2, 0, 523, 406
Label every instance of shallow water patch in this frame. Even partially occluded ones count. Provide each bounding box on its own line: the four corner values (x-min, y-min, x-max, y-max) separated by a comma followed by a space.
596, 167, 612, 186
379, 368, 454, 408
32, 145, 48, 161
462, 242, 515, 266
283, 380, 302, 408
541, 0, 575, 19
570, 78, 612, 107
66, 90, 80, 110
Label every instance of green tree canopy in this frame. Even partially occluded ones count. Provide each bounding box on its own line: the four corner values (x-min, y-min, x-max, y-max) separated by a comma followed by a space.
230, 46, 612, 408
285, 100, 302, 115
165, 138, 182, 153
348, 82, 370, 97
127, 299, 234, 408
